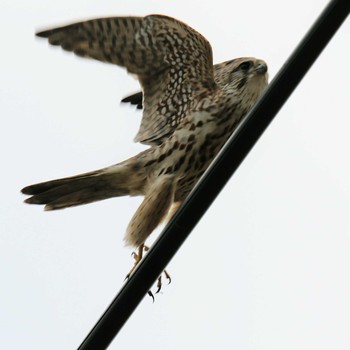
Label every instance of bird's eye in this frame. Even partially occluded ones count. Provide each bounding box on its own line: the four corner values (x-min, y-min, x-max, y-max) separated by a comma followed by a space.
238, 61, 253, 71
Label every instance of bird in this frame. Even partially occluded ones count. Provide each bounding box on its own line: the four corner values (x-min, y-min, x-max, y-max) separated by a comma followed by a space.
22, 14, 268, 290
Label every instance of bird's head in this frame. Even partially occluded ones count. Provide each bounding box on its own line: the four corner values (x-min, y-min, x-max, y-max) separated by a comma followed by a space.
214, 57, 268, 101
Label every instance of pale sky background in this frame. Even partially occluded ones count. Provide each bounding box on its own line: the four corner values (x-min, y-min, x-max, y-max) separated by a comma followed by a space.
1, 0, 350, 349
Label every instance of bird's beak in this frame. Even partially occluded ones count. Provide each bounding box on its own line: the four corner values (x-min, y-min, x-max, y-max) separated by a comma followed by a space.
255, 63, 268, 74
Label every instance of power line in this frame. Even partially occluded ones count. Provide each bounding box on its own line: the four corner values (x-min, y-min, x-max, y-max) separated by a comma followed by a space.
77, 1, 350, 349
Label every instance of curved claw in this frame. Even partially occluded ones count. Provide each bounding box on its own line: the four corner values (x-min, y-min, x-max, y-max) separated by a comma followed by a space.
148, 290, 155, 302
156, 275, 162, 294
127, 245, 171, 300
164, 270, 172, 284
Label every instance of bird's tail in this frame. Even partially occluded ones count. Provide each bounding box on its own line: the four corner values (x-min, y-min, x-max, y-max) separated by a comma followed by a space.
21, 159, 146, 211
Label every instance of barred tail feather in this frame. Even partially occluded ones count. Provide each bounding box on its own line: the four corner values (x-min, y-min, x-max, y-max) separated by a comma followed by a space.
22, 162, 145, 210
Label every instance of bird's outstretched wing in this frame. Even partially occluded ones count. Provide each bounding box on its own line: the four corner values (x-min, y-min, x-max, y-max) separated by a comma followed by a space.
37, 15, 215, 145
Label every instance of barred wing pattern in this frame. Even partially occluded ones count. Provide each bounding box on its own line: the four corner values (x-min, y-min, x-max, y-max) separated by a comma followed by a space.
37, 15, 215, 144
120, 61, 241, 144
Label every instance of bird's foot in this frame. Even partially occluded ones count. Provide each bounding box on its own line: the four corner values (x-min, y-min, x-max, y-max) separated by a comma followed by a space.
147, 269, 171, 301
124, 244, 171, 301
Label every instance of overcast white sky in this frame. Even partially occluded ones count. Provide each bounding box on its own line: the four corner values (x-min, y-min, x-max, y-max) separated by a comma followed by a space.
1, 0, 350, 349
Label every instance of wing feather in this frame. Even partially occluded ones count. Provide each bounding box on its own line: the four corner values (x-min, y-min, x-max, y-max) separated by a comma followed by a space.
37, 15, 215, 144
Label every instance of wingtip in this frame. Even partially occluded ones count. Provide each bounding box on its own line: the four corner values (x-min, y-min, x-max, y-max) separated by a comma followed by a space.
21, 186, 33, 195
121, 92, 143, 109
23, 197, 34, 204
44, 205, 54, 211
121, 95, 135, 103
36, 29, 51, 38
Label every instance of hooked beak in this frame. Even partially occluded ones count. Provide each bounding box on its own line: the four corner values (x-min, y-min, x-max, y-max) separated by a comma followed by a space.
255, 63, 268, 74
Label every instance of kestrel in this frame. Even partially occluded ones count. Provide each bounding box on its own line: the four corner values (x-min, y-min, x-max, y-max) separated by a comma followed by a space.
22, 15, 268, 288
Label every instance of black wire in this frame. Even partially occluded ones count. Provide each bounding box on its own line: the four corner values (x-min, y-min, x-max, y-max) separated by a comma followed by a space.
77, 1, 350, 349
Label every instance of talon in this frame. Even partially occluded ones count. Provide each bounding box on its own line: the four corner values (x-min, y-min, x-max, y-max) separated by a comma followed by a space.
148, 290, 155, 302
126, 244, 146, 279
126, 244, 172, 298
164, 270, 171, 284
156, 275, 162, 294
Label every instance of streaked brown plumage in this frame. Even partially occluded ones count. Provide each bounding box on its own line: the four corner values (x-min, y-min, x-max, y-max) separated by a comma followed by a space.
22, 15, 268, 250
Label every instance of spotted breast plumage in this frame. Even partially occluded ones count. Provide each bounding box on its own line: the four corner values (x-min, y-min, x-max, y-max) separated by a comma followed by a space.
22, 15, 268, 285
